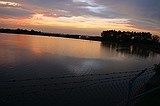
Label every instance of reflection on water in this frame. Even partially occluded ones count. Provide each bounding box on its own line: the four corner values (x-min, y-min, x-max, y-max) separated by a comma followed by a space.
0, 33, 160, 105
101, 42, 158, 58
0, 33, 160, 75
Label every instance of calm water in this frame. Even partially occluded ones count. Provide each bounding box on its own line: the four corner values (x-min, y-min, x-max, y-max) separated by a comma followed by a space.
0, 33, 159, 106
0, 33, 159, 77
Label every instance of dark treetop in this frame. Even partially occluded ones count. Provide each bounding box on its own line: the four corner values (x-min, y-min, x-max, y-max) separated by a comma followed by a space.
101, 30, 160, 50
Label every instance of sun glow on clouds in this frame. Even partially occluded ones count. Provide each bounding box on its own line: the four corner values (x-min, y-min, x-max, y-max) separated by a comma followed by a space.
0, 10, 149, 34
33, 14, 43, 17
29, 13, 130, 29
0, 1, 21, 7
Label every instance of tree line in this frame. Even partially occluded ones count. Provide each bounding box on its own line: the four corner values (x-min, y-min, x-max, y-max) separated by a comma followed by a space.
101, 30, 160, 45
0, 28, 102, 41
0, 28, 159, 49
0, 28, 83, 38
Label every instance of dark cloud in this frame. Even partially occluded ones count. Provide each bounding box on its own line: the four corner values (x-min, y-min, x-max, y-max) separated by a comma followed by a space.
128, 20, 159, 29
3, 0, 160, 21
7, 0, 120, 18
0, 0, 126, 19
95, 0, 160, 24
0, 1, 34, 18
0, 7, 33, 18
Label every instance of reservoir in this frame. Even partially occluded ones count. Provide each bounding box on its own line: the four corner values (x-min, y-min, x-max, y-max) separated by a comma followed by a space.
0, 33, 159, 105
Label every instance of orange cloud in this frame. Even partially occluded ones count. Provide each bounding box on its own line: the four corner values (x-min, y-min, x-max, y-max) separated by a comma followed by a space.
1, 13, 160, 35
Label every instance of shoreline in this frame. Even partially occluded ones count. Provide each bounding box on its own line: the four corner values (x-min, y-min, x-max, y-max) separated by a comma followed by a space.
0, 31, 102, 41
0, 31, 160, 54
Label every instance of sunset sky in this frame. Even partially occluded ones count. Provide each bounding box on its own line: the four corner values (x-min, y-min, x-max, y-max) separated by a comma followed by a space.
0, 0, 160, 36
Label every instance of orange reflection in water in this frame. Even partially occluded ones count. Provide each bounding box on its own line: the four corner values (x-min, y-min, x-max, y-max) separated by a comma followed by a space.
0, 33, 102, 58
0, 33, 160, 68
0, 33, 128, 60
28, 35, 102, 58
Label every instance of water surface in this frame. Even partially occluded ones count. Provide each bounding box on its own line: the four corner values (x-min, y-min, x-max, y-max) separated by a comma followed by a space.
0, 33, 159, 105
0, 33, 159, 77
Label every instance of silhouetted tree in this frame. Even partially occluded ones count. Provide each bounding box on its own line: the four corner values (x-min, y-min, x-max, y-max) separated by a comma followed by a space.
101, 30, 160, 47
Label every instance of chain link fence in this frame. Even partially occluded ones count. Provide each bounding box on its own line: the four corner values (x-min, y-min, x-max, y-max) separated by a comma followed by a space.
0, 68, 155, 106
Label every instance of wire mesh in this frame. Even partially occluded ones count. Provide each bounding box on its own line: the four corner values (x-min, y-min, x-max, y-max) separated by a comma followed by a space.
125, 67, 155, 106
0, 68, 155, 106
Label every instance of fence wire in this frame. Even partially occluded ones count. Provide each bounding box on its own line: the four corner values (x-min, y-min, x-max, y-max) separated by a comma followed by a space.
0, 68, 155, 106
125, 67, 155, 106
